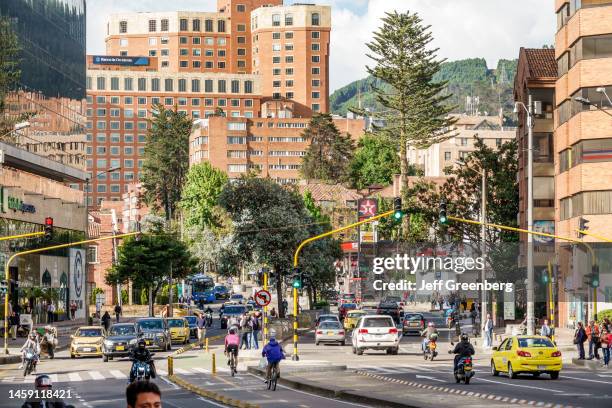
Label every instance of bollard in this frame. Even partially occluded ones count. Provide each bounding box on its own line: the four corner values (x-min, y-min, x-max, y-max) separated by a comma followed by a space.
211, 353, 216, 375
205, 337, 209, 352
168, 356, 174, 376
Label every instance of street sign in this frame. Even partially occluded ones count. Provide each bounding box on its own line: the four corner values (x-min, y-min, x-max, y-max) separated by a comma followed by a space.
358, 198, 378, 220
254, 289, 272, 307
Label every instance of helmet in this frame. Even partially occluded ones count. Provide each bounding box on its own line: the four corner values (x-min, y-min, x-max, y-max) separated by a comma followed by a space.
428, 322, 435, 327
228, 327, 237, 335
29, 332, 36, 339
460, 333, 469, 342
35, 375, 52, 389
137, 339, 146, 349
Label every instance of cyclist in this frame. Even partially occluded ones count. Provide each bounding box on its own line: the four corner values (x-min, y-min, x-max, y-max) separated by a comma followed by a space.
224, 327, 240, 372
262, 329, 285, 383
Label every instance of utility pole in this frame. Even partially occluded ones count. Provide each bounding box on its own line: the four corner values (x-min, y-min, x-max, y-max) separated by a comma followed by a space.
526, 94, 535, 336
480, 170, 487, 332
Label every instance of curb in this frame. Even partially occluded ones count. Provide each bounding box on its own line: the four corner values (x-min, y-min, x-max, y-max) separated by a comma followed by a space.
168, 374, 260, 408
0, 355, 21, 365
354, 370, 579, 408
246, 366, 423, 408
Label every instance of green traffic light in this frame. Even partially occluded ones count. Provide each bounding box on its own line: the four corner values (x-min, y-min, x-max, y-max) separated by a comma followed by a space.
439, 215, 448, 224
393, 211, 403, 220
592, 277, 600, 288
293, 279, 302, 289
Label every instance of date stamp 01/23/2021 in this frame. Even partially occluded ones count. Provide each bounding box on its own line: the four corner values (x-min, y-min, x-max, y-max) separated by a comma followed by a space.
7, 388, 73, 400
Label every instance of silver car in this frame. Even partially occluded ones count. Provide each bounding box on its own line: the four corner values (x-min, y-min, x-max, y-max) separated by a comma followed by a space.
315, 321, 345, 346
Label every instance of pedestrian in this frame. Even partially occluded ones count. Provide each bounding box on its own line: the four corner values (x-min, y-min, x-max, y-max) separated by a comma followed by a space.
540, 319, 553, 339
251, 313, 261, 350
483, 314, 494, 348
47, 302, 55, 324
101, 311, 111, 332
196, 313, 206, 349
282, 300, 288, 315
114, 303, 122, 323
95, 301, 101, 319
586, 320, 601, 360
70, 301, 77, 320
270, 307, 277, 318
240, 313, 252, 350
601, 326, 612, 368
574, 321, 587, 360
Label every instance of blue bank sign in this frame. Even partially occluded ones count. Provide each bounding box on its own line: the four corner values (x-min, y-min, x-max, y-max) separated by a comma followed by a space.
92, 55, 149, 66
0, 187, 36, 214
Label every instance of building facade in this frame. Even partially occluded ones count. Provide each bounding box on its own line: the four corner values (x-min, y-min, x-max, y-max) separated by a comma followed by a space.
407, 115, 516, 177
554, 0, 612, 325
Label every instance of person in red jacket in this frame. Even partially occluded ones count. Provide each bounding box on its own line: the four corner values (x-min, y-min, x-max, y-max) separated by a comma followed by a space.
586, 320, 600, 360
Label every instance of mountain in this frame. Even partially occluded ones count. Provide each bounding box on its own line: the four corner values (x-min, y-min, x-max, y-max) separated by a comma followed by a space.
330, 58, 518, 119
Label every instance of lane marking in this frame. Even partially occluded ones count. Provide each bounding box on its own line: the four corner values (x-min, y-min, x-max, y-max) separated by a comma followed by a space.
156, 369, 168, 376
475, 377, 565, 393
561, 375, 612, 385
88, 371, 104, 380
48, 374, 59, 383
197, 396, 228, 408
415, 374, 446, 383
159, 376, 179, 390
192, 367, 209, 374
109, 370, 127, 379
68, 373, 82, 382
174, 368, 191, 375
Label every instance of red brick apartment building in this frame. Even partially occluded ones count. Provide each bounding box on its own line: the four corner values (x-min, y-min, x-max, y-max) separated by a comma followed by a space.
86, 0, 355, 205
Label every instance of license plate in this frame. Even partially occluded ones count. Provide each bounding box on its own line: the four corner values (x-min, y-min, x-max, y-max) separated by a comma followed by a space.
116, 346, 125, 351
83, 348, 92, 352
145, 340, 151, 345
409, 323, 418, 327
537, 365, 547, 370
327, 331, 335, 335
464, 366, 472, 371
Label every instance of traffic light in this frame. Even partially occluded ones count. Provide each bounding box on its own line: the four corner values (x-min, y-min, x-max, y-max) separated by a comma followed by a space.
439, 201, 448, 225
541, 270, 549, 285
578, 217, 589, 238
592, 265, 600, 288
292, 267, 302, 289
393, 197, 403, 221
44, 217, 54, 240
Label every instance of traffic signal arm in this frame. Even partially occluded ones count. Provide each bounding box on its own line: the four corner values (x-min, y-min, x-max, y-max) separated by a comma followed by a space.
0, 231, 44, 241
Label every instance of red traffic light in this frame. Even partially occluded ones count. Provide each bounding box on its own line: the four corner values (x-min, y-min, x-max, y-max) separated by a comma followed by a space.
45, 217, 54, 226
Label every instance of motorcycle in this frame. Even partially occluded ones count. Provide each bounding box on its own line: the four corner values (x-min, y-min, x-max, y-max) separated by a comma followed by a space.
453, 356, 474, 384
205, 311, 213, 328
23, 348, 37, 377
423, 338, 438, 361
132, 360, 152, 382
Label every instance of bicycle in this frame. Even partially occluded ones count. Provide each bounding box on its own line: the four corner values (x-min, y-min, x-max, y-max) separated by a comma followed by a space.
226, 351, 237, 377
266, 362, 279, 391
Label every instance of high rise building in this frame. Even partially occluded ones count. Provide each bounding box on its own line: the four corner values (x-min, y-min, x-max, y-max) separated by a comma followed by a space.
554, 0, 612, 324
87, 0, 361, 205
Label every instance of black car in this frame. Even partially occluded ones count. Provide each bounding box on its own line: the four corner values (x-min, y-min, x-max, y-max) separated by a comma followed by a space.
377, 301, 403, 324
103, 323, 141, 362
402, 313, 425, 335
136, 318, 171, 351
185, 315, 198, 338
220, 304, 248, 329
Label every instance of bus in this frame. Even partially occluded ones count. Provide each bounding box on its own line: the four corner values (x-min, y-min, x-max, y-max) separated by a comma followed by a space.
186, 274, 215, 304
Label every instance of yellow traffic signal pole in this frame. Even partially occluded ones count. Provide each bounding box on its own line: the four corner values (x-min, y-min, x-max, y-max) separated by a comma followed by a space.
0, 232, 45, 242
3, 231, 140, 354
577, 229, 612, 319
291, 209, 395, 361
547, 261, 555, 342
263, 270, 268, 344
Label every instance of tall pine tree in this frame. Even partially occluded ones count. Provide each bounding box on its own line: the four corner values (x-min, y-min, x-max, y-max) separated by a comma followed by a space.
300, 113, 354, 182
367, 11, 456, 188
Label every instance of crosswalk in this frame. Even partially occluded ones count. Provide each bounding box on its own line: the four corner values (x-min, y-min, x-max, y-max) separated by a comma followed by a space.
350, 362, 489, 376
0, 365, 237, 384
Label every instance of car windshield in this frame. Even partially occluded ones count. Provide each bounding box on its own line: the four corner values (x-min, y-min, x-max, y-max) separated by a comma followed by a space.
341, 294, 355, 299
405, 314, 423, 321
76, 328, 102, 337
342, 303, 357, 309
518, 337, 555, 348
320, 322, 341, 329
215, 286, 227, 291
363, 318, 393, 328
138, 320, 164, 330
167, 319, 184, 328
348, 311, 365, 317
109, 325, 135, 336
185, 316, 197, 324
320, 315, 337, 321
224, 306, 247, 314
231, 294, 243, 299
385, 296, 401, 302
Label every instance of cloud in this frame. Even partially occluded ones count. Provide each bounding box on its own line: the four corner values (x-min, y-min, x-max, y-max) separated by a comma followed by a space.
87, 0, 556, 92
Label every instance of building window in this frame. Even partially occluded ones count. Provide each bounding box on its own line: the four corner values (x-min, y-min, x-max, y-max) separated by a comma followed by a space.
148, 19, 156, 32
151, 78, 160, 91
218, 20, 226, 32
244, 80, 253, 94
286, 68, 294, 75
285, 14, 293, 26
286, 92, 294, 99
180, 36, 188, 44
110, 77, 119, 90
312, 67, 320, 75
285, 44, 294, 51
312, 79, 320, 86
311, 13, 320, 26
205, 19, 213, 32
312, 55, 320, 63
165, 78, 173, 92
444, 152, 452, 161
204, 79, 213, 93
193, 18, 201, 31
180, 19, 188, 31
218, 50, 226, 57
273, 68, 281, 75
285, 32, 293, 39
227, 137, 246, 145
161, 36, 169, 44
148, 50, 157, 57
312, 103, 320, 112
138, 78, 147, 91
273, 56, 281, 64
285, 56, 294, 63
237, 4, 246, 12
228, 122, 246, 131
119, 21, 127, 33
119, 38, 128, 47
238, 48, 246, 56
161, 19, 169, 31
231, 80, 240, 93
273, 80, 281, 88
192, 79, 201, 92
178, 79, 187, 92
286, 80, 294, 87
218, 80, 226, 93
312, 43, 320, 51
237, 24, 246, 32
272, 14, 281, 26
272, 44, 281, 52
193, 48, 201, 57
205, 61, 213, 69
312, 31, 320, 39
96, 77, 105, 90
238, 60, 246, 68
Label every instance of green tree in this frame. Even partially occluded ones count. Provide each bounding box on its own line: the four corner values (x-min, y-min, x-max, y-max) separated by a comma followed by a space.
366, 11, 456, 187
180, 162, 228, 229
300, 113, 355, 182
141, 105, 192, 220
349, 134, 400, 189
106, 223, 197, 316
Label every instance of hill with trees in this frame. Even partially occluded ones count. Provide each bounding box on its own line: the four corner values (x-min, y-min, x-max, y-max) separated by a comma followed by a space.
330, 58, 518, 119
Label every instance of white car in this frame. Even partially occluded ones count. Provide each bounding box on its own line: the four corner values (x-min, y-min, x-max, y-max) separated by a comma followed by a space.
351, 315, 399, 355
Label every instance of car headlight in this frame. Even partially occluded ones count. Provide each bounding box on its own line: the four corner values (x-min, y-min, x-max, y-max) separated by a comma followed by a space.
104, 340, 114, 348
129, 338, 138, 345
155, 333, 164, 339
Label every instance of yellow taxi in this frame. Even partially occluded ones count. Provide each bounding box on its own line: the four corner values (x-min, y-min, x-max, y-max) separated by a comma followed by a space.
165, 317, 190, 344
490, 335, 562, 379
344, 310, 367, 330
70, 326, 105, 358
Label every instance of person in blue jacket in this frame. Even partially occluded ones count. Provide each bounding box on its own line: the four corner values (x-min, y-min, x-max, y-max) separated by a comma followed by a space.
261, 329, 285, 382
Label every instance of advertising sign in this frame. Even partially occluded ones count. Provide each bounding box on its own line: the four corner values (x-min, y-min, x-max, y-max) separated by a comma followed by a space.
358, 198, 378, 220
503, 289, 515, 320
92, 55, 150, 66
69, 249, 86, 319
533, 221, 554, 244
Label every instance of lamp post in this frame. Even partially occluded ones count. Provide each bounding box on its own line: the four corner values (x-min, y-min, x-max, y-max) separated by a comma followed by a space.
84, 166, 121, 316
0, 121, 31, 141
514, 95, 540, 336
573, 96, 612, 119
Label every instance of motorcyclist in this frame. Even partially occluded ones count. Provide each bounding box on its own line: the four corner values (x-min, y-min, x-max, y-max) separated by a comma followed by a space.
129, 339, 156, 383
420, 322, 438, 352
42, 326, 56, 359
203, 306, 214, 327
19, 332, 40, 370
21, 374, 74, 408
449, 333, 475, 372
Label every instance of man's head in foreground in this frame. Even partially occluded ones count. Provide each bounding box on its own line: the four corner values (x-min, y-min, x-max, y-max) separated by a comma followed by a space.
126, 380, 161, 408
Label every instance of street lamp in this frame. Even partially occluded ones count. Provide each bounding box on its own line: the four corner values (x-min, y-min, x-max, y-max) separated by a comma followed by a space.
573, 96, 612, 119
83, 166, 121, 317
514, 95, 541, 336
0, 121, 31, 140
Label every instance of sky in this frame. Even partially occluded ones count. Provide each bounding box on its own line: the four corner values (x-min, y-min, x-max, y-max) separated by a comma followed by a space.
86, 0, 556, 92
